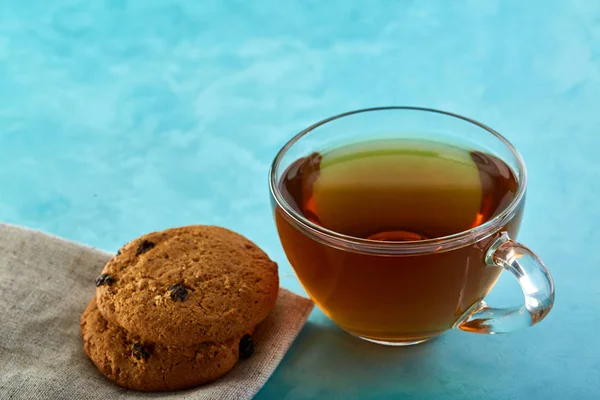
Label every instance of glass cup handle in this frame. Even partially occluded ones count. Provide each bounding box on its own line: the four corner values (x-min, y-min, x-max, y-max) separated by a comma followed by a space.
455, 232, 555, 334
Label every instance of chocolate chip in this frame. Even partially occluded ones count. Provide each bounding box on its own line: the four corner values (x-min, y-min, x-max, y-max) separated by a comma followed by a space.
132, 343, 150, 360
136, 240, 155, 256
238, 334, 254, 360
168, 283, 188, 301
95, 273, 115, 287
116, 249, 121, 256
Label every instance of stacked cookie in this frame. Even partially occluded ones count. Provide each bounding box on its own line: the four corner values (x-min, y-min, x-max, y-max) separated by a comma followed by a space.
80, 225, 279, 391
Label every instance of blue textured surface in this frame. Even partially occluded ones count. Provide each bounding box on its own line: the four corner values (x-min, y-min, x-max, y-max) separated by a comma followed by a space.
1, 1, 598, 399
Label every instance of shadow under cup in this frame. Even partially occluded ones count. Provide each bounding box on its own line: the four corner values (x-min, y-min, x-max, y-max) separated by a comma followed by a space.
269, 107, 554, 346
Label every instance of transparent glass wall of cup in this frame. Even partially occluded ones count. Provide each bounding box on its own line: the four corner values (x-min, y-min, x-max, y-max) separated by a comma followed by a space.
269, 107, 554, 346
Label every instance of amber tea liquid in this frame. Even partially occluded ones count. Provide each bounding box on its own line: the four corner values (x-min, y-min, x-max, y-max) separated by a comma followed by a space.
275, 139, 523, 343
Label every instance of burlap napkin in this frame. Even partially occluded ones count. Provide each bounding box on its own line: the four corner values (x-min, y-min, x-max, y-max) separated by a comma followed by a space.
0, 223, 313, 399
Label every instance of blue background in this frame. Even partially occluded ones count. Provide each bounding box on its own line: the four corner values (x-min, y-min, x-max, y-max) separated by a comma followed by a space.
1, 1, 598, 399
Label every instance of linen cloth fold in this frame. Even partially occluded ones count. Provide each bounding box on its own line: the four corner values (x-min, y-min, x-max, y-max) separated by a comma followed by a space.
0, 223, 313, 399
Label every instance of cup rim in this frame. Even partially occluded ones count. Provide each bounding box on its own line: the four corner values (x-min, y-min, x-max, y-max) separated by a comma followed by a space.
268, 106, 527, 255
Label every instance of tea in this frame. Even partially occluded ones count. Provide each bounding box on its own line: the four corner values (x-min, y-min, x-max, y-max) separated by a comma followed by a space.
275, 139, 523, 343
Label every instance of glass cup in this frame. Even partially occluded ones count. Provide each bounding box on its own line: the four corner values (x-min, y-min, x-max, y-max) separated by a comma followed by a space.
269, 107, 554, 346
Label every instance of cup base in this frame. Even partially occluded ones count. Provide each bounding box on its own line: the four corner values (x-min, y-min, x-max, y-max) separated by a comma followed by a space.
356, 335, 432, 346
340, 325, 442, 346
